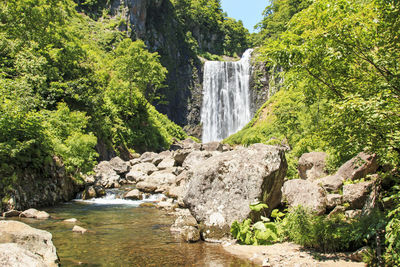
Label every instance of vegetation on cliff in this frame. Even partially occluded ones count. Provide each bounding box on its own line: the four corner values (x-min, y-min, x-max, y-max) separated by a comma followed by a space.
0, 0, 187, 209
227, 0, 400, 264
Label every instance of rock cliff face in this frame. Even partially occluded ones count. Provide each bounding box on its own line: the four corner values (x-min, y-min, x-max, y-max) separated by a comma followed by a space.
1, 157, 83, 213
89, 0, 203, 137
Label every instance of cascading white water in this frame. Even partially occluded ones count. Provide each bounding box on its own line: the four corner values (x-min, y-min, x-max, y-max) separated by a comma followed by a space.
201, 49, 253, 143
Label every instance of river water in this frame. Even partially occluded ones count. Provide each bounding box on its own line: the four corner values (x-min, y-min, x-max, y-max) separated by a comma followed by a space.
12, 189, 255, 267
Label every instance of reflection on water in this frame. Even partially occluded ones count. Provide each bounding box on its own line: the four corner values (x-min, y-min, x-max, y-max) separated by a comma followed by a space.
15, 197, 255, 267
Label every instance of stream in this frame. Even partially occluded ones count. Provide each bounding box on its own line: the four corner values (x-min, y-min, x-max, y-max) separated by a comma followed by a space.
12, 188, 256, 267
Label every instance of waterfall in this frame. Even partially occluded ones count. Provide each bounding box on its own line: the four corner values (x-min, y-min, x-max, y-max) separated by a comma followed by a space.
201, 49, 253, 143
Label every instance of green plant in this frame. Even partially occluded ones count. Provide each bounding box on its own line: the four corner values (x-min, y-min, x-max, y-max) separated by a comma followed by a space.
231, 218, 280, 245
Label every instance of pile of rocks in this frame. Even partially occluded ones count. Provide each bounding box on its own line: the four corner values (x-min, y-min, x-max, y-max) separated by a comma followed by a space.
84, 139, 288, 242
282, 151, 379, 218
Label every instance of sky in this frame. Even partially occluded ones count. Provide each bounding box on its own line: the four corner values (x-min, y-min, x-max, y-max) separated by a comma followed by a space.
220, 0, 269, 33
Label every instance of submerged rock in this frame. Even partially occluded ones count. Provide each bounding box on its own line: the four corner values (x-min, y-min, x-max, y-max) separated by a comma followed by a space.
20, 208, 50, 220
0, 221, 59, 266
63, 218, 78, 223
72, 225, 87, 234
183, 144, 287, 240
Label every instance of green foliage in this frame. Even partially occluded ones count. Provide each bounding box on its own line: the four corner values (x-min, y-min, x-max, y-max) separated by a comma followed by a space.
383, 184, 400, 265
231, 218, 280, 245
282, 206, 386, 253
0, 0, 187, 206
171, 0, 250, 56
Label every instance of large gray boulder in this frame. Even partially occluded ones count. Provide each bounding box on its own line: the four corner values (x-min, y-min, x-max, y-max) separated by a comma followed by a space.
109, 157, 129, 175
94, 161, 121, 188
282, 179, 327, 215
298, 152, 328, 180
343, 181, 374, 209
317, 174, 344, 192
0, 221, 59, 266
336, 152, 378, 181
139, 152, 158, 163
20, 208, 50, 220
183, 144, 287, 240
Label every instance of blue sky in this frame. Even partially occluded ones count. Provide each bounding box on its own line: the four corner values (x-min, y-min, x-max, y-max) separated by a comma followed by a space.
220, 0, 269, 33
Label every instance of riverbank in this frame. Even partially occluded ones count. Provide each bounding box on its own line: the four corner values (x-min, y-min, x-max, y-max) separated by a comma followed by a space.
222, 242, 366, 267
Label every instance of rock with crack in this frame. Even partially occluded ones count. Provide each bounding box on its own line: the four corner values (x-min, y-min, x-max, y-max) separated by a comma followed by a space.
343, 181, 374, 209
183, 144, 287, 241
93, 161, 121, 188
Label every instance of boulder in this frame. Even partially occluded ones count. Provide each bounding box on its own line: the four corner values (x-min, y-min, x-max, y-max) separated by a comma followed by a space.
129, 158, 141, 166
328, 205, 346, 217
183, 144, 287, 240
130, 163, 158, 175
72, 225, 87, 234
109, 157, 129, 175
298, 152, 328, 180
0, 221, 58, 266
157, 157, 176, 170
136, 182, 158, 193
126, 170, 147, 183
147, 170, 176, 186
2, 210, 21, 218
139, 152, 158, 163
343, 181, 374, 209
180, 226, 201, 242
94, 161, 121, 188
326, 194, 342, 209
124, 189, 142, 200
0, 243, 47, 267
317, 174, 344, 192
83, 175, 95, 185
152, 151, 173, 166
336, 152, 378, 181
20, 208, 50, 220
282, 179, 326, 215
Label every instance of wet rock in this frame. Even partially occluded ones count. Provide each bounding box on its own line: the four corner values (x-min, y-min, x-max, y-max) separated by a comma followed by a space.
343, 181, 374, 209
82, 186, 97, 200
298, 152, 328, 180
282, 179, 326, 215
126, 170, 147, 183
94, 186, 106, 197
336, 152, 378, 181
72, 225, 87, 234
0, 243, 47, 267
139, 202, 156, 208
326, 194, 342, 209
63, 218, 78, 223
180, 226, 200, 242
124, 189, 142, 200
2, 210, 21, 218
130, 163, 158, 175
109, 157, 129, 175
184, 144, 287, 240
20, 209, 50, 220
0, 221, 59, 266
